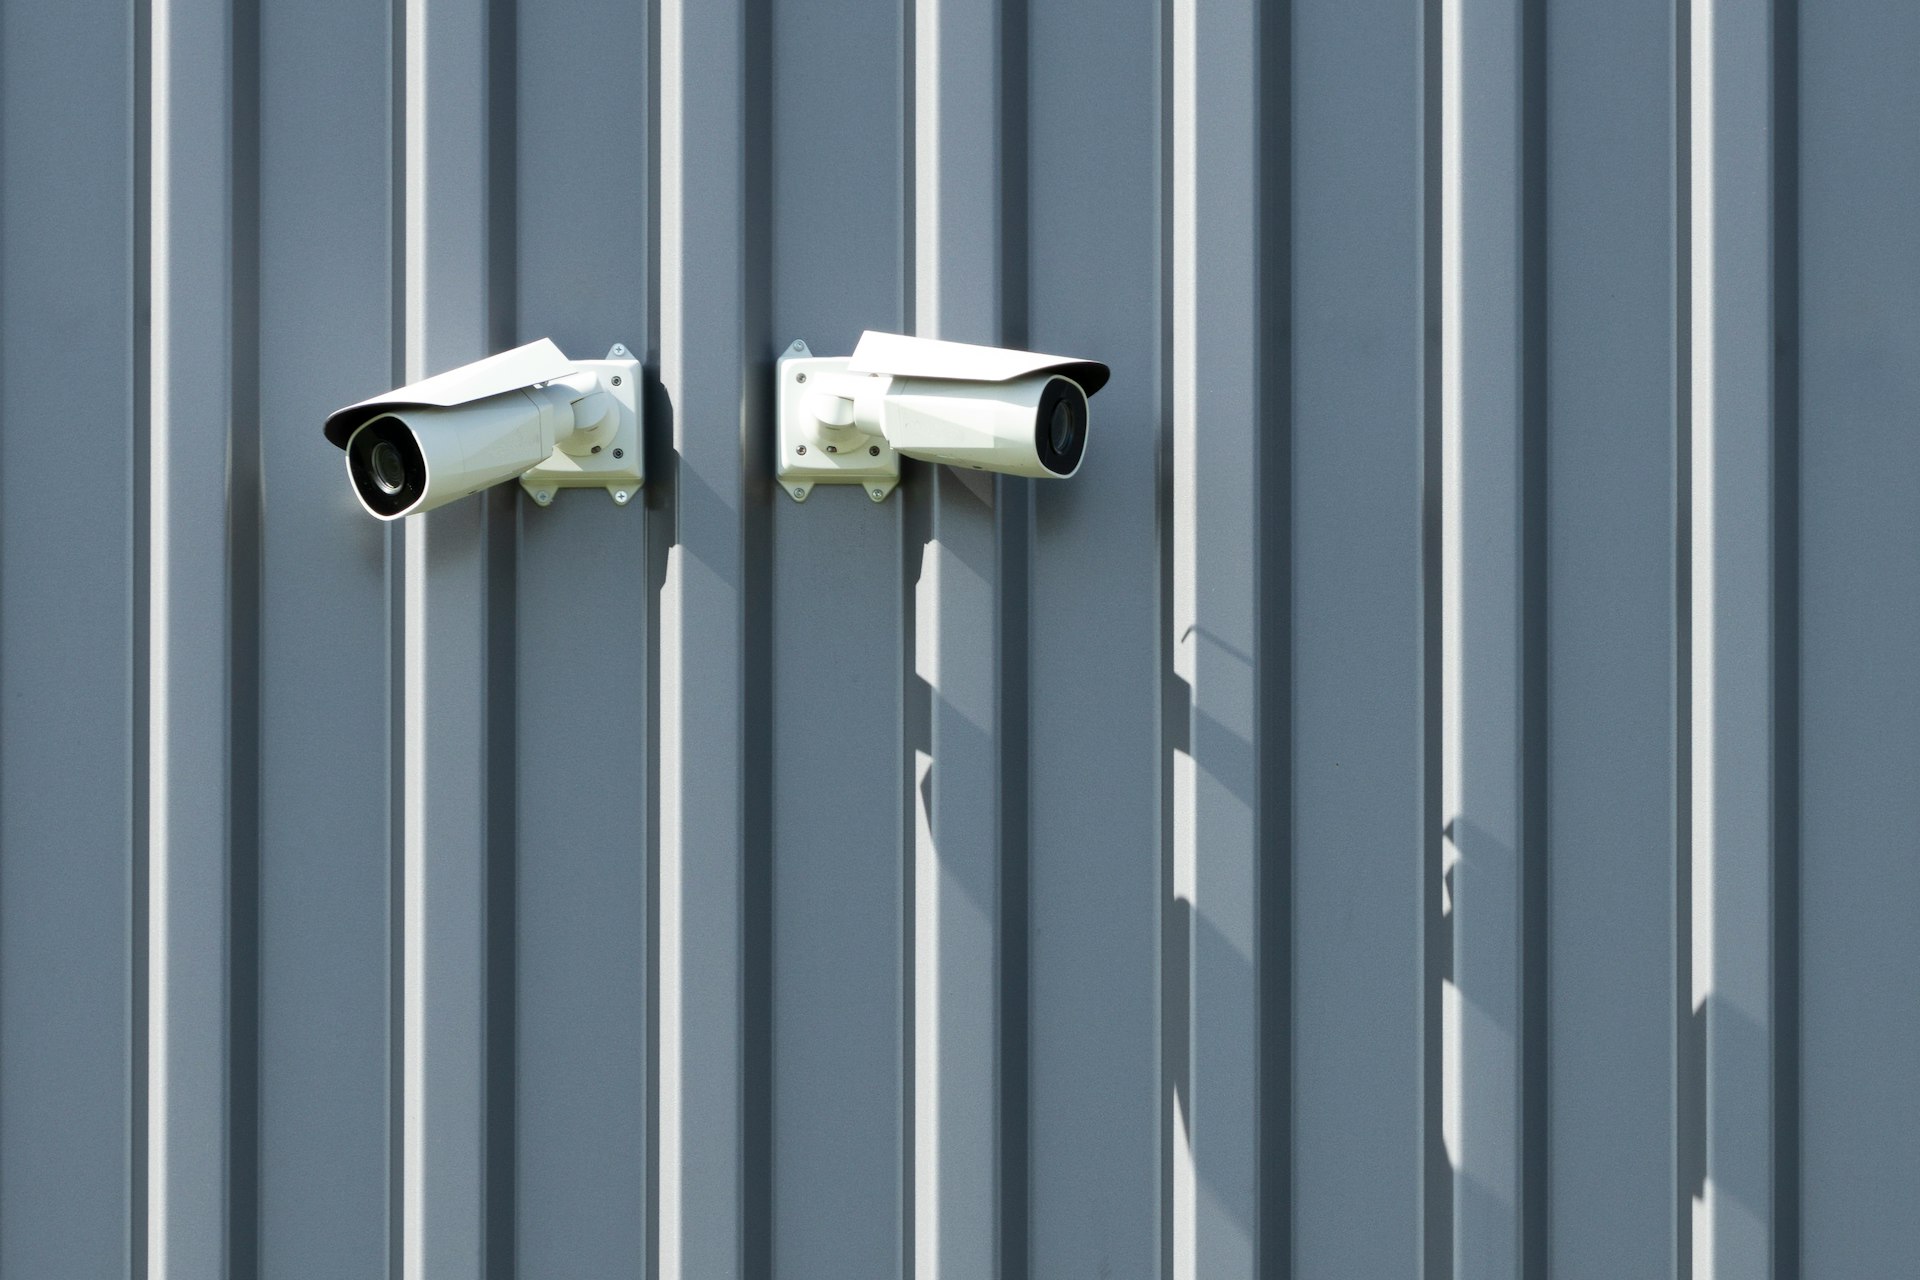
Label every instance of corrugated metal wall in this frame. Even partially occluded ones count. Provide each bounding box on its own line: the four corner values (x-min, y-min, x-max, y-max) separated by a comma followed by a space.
0, 0, 1912, 1274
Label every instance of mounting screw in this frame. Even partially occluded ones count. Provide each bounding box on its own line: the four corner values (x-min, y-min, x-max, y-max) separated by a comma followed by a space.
825, 445, 837, 453
869, 445, 880, 456
611, 375, 622, 386
870, 489, 885, 500
791, 340, 805, 350
614, 491, 629, 503
535, 491, 550, 503
591, 444, 602, 454
612, 448, 624, 459
796, 372, 808, 383
797, 444, 807, 455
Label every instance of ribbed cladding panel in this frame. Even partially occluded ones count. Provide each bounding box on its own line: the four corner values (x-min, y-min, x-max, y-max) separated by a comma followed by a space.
397, 0, 514, 1271
1441, 0, 1536, 1273
1542, 0, 1682, 1274
1289, 0, 1428, 1274
253, 0, 393, 1270
1024, 0, 1161, 1275
766, 0, 908, 1272
12, 3, 1920, 1278
912, 0, 1015, 1276
0, 0, 140, 1273
1689, 0, 1789, 1274
656, 0, 762, 1272
1797, 0, 1920, 1273
148, 0, 250, 1272
1168, 0, 1269, 1276
508, 0, 650, 1268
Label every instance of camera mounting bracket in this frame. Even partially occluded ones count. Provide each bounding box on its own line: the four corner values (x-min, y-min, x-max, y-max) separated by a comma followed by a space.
519, 343, 645, 508
775, 339, 901, 503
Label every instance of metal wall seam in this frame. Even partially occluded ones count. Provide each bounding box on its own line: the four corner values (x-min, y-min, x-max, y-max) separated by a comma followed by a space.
1440, 0, 1538, 1274
912, 0, 1013, 1275
1169, 0, 1265, 1275
1672, 4, 1698, 1268
147, 0, 253, 1270
398, 0, 507, 1269
1687, 0, 1787, 1275
1257, 3, 1294, 1275
657, 0, 755, 1271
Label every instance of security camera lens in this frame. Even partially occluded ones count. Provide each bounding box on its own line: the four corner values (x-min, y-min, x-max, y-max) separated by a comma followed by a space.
346, 415, 428, 518
369, 441, 407, 494
1034, 376, 1088, 477
1048, 401, 1076, 457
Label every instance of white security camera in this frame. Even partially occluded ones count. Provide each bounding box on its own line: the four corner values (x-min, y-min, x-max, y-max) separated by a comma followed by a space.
323, 339, 643, 519
775, 331, 1110, 502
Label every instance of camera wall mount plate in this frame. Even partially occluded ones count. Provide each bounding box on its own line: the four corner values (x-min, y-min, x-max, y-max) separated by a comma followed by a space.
519, 344, 645, 508
775, 339, 901, 503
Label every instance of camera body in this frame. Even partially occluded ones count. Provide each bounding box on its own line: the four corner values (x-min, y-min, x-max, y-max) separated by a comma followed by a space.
775, 332, 1110, 502
323, 340, 643, 520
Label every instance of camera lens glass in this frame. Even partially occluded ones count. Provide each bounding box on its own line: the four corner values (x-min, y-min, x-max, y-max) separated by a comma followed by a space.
1048, 402, 1075, 457
1033, 377, 1088, 477
369, 441, 407, 494
347, 415, 428, 517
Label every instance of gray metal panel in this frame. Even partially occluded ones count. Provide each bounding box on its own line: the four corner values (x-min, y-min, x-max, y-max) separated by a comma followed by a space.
1290, 0, 1428, 1274
0, 0, 138, 1272
1798, 0, 1920, 1273
768, 0, 908, 1273
6, 1, 1920, 1277
510, 0, 651, 1270
1025, 0, 1162, 1275
254, 0, 394, 1272
1543, 0, 1680, 1273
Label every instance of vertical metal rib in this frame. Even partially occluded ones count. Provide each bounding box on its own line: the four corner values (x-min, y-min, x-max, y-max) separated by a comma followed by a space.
1439, 0, 1538, 1275
1672, 1, 1698, 1275
656, 0, 757, 1271
396, 0, 510, 1269
911, 0, 1013, 1274
1686, 0, 1787, 1274
146, 0, 250, 1269
1168, 0, 1266, 1275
